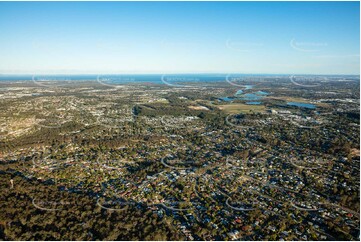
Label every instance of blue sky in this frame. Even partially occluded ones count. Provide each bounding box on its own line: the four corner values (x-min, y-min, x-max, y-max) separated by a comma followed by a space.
0, 1, 359, 75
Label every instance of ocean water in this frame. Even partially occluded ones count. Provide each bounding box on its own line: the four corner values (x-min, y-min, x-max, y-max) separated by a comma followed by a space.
0, 74, 229, 84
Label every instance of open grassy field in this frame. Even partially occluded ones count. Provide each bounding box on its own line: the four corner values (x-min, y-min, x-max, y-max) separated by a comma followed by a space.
267, 96, 311, 102
267, 96, 331, 108
217, 103, 266, 114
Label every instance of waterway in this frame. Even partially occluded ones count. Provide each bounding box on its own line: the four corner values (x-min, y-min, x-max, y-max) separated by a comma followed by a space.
287, 102, 316, 109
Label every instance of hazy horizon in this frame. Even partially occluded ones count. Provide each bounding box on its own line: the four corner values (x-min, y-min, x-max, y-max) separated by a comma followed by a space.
0, 1, 359, 75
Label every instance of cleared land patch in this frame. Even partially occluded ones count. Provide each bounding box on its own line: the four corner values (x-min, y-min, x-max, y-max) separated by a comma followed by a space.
217, 103, 266, 114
